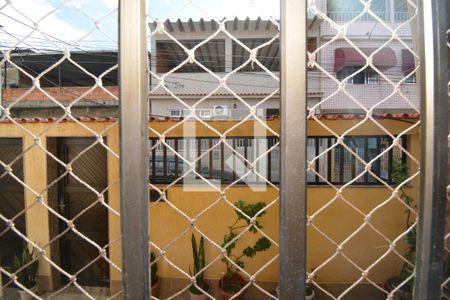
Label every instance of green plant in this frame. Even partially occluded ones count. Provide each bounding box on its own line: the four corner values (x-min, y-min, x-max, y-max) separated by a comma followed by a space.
150, 251, 158, 286
189, 234, 208, 294
392, 156, 416, 293
221, 200, 272, 278
306, 286, 314, 296
13, 246, 39, 289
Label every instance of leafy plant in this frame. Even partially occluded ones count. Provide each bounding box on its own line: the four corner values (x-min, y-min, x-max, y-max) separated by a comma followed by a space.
221, 200, 272, 278
13, 246, 39, 289
189, 234, 208, 294
392, 156, 416, 293
306, 286, 314, 296
150, 251, 158, 286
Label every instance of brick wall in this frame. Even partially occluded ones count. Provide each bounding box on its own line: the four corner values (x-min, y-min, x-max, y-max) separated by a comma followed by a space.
2, 86, 118, 102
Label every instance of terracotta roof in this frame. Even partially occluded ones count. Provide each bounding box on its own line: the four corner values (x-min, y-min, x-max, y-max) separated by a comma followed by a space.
310, 112, 420, 120
0, 113, 420, 124
0, 116, 118, 124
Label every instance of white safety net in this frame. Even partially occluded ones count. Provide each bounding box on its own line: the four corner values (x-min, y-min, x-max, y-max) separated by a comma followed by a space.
306, 0, 420, 299
0, 0, 121, 299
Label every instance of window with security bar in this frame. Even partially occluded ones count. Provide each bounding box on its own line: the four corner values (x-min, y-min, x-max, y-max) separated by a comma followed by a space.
0, 0, 448, 300
148, 0, 281, 296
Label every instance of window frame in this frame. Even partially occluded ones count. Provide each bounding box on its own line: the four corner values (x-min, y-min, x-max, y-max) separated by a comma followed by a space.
404, 72, 417, 84
149, 135, 407, 187
307, 135, 407, 186
169, 109, 182, 117
337, 66, 380, 85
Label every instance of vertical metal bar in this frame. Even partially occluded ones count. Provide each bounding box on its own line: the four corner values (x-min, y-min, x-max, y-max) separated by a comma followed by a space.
197, 138, 201, 177
350, 140, 356, 181
0, 63, 2, 118
363, 138, 368, 183
163, 141, 167, 182
232, 138, 237, 182
327, 138, 332, 182
152, 140, 156, 180
280, 0, 307, 298
315, 138, 320, 183
119, 0, 149, 299
339, 146, 344, 183
413, 0, 448, 299
209, 138, 213, 179
267, 138, 272, 183
175, 139, 179, 179
220, 141, 224, 184
388, 137, 393, 183
244, 138, 248, 168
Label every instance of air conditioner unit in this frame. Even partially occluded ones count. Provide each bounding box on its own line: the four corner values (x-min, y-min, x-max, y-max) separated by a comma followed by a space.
212, 105, 229, 117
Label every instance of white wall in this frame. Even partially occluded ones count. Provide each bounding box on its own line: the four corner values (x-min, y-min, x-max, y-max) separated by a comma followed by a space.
317, 4, 419, 112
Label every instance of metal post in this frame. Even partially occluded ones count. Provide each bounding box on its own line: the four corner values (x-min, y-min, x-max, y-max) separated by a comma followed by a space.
119, 0, 149, 299
0, 63, 2, 118
413, 1, 448, 299
280, 0, 307, 298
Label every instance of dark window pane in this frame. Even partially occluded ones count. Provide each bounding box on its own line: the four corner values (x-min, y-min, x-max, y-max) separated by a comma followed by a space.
367, 137, 380, 182
224, 139, 235, 183
254, 138, 268, 184
318, 138, 329, 182
307, 138, 316, 182
331, 145, 341, 182
166, 139, 176, 182
211, 139, 222, 180
342, 147, 353, 182
345, 137, 365, 183
198, 139, 210, 180
380, 137, 390, 180
271, 141, 280, 183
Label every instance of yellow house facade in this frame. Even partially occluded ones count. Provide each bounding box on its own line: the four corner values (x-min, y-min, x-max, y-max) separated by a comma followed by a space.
0, 114, 419, 296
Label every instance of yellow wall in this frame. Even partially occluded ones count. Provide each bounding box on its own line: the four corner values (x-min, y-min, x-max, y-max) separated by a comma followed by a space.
0, 117, 420, 290
0, 121, 120, 291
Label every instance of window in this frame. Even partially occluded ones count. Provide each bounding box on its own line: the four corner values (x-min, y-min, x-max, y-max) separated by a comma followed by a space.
149, 136, 406, 186
308, 136, 407, 185
327, 0, 389, 21
199, 109, 211, 118
170, 109, 182, 117
149, 137, 276, 185
394, 0, 410, 22
266, 108, 280, 117
337, 66, 380, 84
404, 72, 416, 84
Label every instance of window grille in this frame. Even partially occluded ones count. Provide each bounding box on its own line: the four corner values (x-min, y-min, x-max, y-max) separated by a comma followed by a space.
0, 0, 447, 299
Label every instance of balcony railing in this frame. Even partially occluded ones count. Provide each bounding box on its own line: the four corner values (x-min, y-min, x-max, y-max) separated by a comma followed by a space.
328, 10, 412, 23
394, 11, 411, 22
327, 10, 390, 22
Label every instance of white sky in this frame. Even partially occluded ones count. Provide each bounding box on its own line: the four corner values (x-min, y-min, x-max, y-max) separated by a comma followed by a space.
0, 0, 279, 52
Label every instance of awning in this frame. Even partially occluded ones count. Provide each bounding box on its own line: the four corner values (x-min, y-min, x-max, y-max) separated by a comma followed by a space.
401, 49, 415, 72
334, 47, 397, 71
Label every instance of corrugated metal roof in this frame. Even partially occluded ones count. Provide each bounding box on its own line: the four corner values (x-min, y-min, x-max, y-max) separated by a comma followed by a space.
0, 113, 419, 124
150, 17, 279, 33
